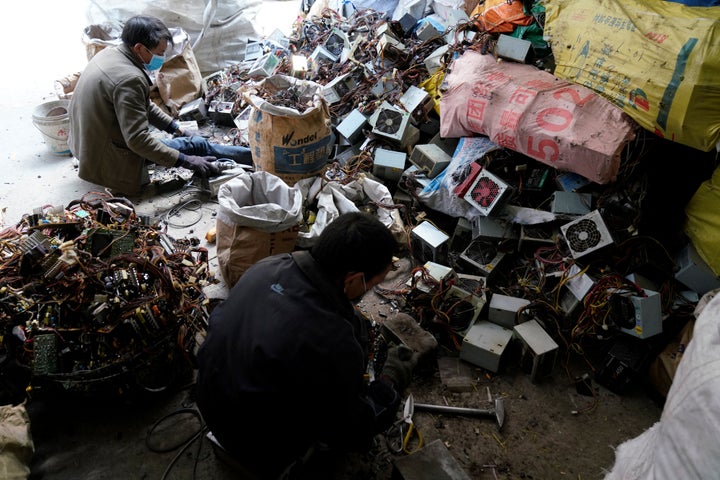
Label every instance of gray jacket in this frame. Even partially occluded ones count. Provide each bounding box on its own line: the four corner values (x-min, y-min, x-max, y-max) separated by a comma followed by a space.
69, 44, 179, 195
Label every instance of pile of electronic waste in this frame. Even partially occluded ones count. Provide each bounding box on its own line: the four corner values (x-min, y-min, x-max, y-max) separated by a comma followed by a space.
170, 3, 720, 395
0, 193, 212, 398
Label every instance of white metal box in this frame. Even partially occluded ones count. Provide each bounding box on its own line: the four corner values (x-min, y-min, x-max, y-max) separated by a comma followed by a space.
460, 321, 513, 373
513, 319, 558, 382
619, 289, 663, 339
373, 148, 406, 182
248, 52, 279, 78
560, 210, 614, 259
442, 285, 487, 336
411, 221, 449, 264
675, 242, 720, 296
424, 45, 449, 74
463, 169, 510, 216
410, 144, 452, 179
496, 34, 533, 63
489, 294, 531, 329
459, 239, 505, 277
336, 109, 368, 144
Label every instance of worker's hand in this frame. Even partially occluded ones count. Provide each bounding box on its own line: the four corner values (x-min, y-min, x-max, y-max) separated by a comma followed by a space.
176, 154, 221, 178
381, 345, 418, 392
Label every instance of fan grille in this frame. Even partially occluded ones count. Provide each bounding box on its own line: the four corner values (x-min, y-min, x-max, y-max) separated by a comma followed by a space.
565, 218, 603, 253
470, 178, 501, 207
463, 170, 509, 216
375, 109, 404, 134
463, 240, 497, 265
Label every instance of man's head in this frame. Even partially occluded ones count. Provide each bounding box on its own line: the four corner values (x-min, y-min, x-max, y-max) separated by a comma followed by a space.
121, 15, 173, 70
310, 212, 396, 300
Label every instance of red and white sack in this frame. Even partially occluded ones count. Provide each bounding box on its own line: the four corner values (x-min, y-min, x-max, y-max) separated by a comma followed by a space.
440, 50, 638, 184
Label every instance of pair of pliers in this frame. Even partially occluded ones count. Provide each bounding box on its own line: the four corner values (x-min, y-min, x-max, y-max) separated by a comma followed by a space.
389, 394, 424, 454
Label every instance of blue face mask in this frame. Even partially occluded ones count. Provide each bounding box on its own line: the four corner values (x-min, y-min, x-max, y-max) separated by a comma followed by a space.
143, 46, 165, 71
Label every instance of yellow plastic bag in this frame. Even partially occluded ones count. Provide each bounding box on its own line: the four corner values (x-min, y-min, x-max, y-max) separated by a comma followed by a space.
544, 0, 720, 152
419, 70, 445, 116
685, 164, 720, 275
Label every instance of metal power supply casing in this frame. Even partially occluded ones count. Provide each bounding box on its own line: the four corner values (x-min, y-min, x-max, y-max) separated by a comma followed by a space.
373, 148, 406, 182
411, 221, 449, 264
488, 294, 531, 329
513, 319, 558, 382
460, 321, 513, 373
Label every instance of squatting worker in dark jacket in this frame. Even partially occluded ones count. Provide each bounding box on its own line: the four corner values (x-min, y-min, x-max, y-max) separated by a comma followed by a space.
196, 212, 417, 479
68, 15, 252, 196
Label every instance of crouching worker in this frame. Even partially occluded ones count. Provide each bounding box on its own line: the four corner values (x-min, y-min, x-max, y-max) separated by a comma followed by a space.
196, 212, 417, 479
68, 15, 252, 196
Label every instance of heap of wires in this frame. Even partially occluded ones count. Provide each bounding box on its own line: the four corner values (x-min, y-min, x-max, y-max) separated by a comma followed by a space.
0, 192, 213, 396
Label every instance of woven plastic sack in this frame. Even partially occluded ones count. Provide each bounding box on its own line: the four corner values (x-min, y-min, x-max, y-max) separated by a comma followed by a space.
471, 0, 534, 33
439, 50, 637, 184
685, 164, 720, 275
0, 404, 34, 480
544, 0, 720, 152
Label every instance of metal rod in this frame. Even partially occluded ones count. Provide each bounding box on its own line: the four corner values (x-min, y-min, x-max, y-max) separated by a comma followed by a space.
413, 403, 494, 416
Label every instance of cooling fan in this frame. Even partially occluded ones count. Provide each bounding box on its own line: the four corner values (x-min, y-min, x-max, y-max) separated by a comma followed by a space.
463, 169, 509, 216
324, 31, 347, 58
371, 108, 410, 142
560, 210, 614, 258
460, 239, 506, 276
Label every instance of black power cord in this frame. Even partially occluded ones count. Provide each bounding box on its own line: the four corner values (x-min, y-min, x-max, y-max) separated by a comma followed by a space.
146, 407, 208, 480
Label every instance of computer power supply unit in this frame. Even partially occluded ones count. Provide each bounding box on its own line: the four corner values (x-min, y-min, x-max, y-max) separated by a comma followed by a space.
488, 294, 531, 329
473, 215, 518, 241
410, 144, 452, 179
518, 224, 560, 252
513, 319, 558, 383
560, 210, 614, 259
459, 239, 505, 277
178, 98, 208, 123
496, 34, 533, 63
208, 101, 236, 127
460, 321, 513, 373
323, 72, 353, 104
399, 86, 433, 124
415, 19, 442, 42
373, 148, 406, 182
244, 40, 264, 62
611, 289, 663, 339
336, 109, 368, 144
406, 261, 455, 294
248, 52, 279, 78
424, 44, 449, 74
372, 107, 411, 143
674, 242, 720, 296
442, 285, 487, 336
324, 28, 350, 59
463, 169, 510, 216
310, 44, 338, 64
411, 221, 449, 264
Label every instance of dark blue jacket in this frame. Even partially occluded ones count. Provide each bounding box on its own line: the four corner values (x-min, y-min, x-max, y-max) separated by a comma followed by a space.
196, 251, 399, 477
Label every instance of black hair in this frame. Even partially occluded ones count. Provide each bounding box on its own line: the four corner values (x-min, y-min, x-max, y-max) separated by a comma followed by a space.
121, 15, 173, 49
311, 212, 396, 281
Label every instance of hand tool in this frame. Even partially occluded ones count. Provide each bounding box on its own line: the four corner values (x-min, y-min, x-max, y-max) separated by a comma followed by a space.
413, 396, 505, 429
